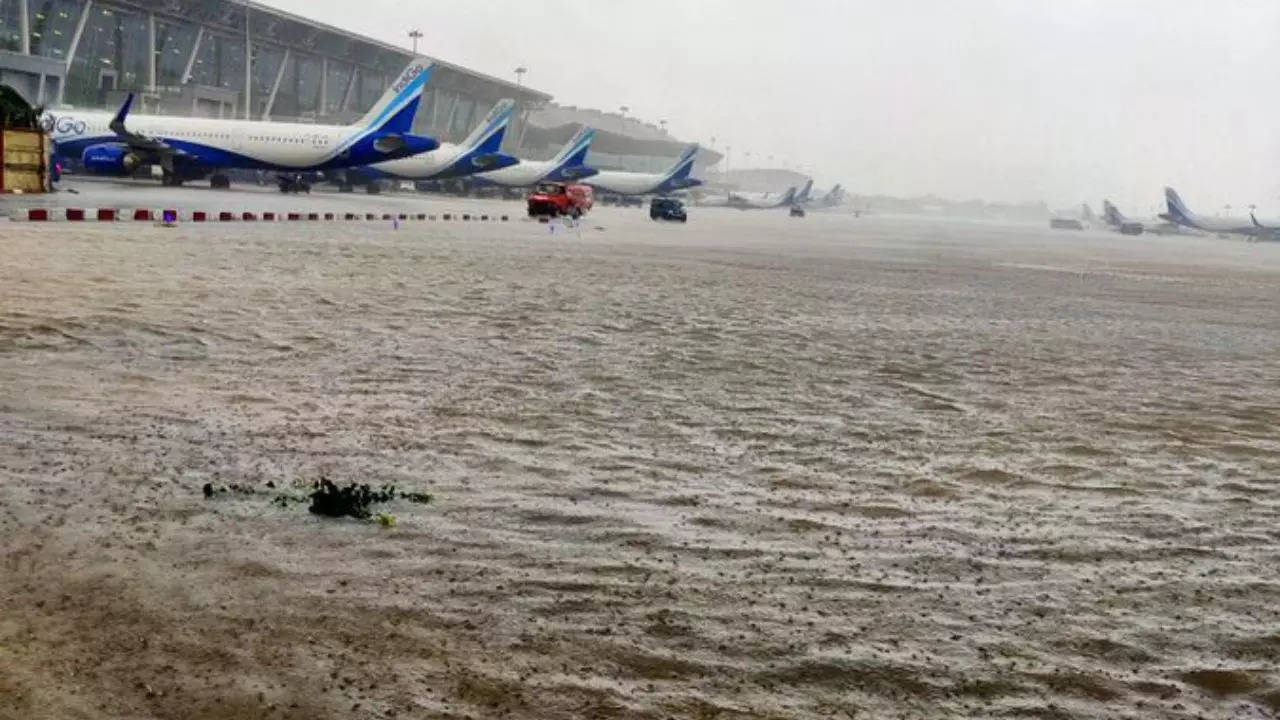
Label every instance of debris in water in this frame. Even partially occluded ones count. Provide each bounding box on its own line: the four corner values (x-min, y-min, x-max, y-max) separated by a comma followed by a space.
307, 478, 432, 520
201, 478, 431, 522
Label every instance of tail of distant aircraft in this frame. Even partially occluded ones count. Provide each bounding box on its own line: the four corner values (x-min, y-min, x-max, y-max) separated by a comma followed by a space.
356, 59, 435, 136
1102, 200, 1127, 227
780, 186, 798, 206
552, 126, 596, 168
1163, 187, 1201, 228
664, 144, 699, 183
460, 99, 516, 155
1081, 203, 1098, 225
796, 179, 814, 204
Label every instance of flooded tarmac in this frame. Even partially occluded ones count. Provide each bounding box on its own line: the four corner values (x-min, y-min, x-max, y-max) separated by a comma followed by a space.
1, 203, 1278, 719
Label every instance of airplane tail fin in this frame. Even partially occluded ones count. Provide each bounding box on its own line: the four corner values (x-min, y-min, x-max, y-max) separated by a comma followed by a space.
551, 126, 596, 168
1081, 203, 1097, 224
1102, 200, 1126, 227
796, 179, 814, 204
781, 186, 798, 206
356, 59, 435, 135
461, 99, 516, 155
1164, 187, 1198, 226
664, 144, 700, 182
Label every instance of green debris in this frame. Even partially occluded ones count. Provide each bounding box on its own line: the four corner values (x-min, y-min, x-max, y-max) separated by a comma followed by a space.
307, 478, 432, 520
202, 478, 432, 522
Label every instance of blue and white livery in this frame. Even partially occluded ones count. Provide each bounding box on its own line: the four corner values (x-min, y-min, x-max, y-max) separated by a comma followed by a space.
586, 144, 702, 196
43, 59, 440, 187
349, 99, 520, 184
475, 126, 598, 187
1163, 187, 1280, 240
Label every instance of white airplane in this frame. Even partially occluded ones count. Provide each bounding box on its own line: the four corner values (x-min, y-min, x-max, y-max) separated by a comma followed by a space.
727, 185, 798, 210
45, 59, 439, 190
586, 144, 702, 196
1163, 187, 1280, 240
812, 184, 846, 209
697, 183, 798, 210
1102, 199, 1199, 236
345, 99, 520, 190
475, 126, 598, 187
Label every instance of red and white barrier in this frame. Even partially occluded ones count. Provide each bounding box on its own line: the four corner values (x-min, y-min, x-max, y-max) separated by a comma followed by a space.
9, 207, 515, 223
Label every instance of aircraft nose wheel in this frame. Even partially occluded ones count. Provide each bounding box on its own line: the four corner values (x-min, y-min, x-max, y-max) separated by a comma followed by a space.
210, 174, 231, 189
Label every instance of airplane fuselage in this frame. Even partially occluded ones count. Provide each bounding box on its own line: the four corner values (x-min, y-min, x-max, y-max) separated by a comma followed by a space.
587, 170, 676, 196
359, 141, 481, 181
478, 161, 556, 187
45, 110, 415, 172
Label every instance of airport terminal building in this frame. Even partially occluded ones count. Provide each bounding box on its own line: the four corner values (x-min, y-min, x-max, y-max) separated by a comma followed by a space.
0, 0, 710, 169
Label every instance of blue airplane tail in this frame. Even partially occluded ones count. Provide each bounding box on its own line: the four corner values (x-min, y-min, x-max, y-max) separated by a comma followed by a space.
1102, 200, 1126, 227
1164, 187, 1198, 227
358, 60, 435, 135
462, 100, 516, 156
553, 127, 596, 169
796, 179, 814, 204
665, 144, 699, 183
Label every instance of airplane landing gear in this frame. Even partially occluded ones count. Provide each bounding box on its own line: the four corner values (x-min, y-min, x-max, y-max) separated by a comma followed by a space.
210, 173, 231, 189
366, 181, 383, 195
161, 171, 184, 187
277, 174, 311, 194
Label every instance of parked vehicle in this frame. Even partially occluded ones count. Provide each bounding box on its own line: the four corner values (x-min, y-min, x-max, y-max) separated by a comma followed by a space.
650, 197, 688, 222
527, 182, 594, 218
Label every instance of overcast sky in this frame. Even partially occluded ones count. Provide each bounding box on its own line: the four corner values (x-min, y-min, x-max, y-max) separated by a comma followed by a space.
262, 0, 1280, 210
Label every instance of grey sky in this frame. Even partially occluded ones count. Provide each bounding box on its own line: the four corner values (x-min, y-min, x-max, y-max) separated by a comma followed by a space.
262, 0, 1280, 210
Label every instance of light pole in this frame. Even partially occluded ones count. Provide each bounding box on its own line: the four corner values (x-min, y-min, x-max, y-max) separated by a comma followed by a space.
513, 67, 527, 151
244, 0, 252, 120
659, 119, 668, 135
618, 105, 629, 134
408, 29, 423, 55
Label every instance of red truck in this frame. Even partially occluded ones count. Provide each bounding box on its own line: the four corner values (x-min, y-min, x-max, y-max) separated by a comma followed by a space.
527, 182, 594, 219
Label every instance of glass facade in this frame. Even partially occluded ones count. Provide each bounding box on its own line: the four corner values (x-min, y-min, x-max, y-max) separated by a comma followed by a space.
357, 69, 382, 114
418, 88, 437, 128
451, 97, 475, 138
249, 43, 283, 118
0, 0, 22, 53
66, 4, 149, 106
189, 32, 243, 93
7, 0, 535, 131
324, 60, 352, 115
30, 0, 85, 60
270, 52, 297, 117
294, 54, 320, 116
155, 20, 196, 86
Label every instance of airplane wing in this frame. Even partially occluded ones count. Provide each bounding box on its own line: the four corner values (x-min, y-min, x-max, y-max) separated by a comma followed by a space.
108, 93, 193, 171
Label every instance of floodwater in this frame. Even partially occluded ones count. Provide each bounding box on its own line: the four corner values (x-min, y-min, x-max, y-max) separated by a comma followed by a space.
1, 201, 1278, 720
